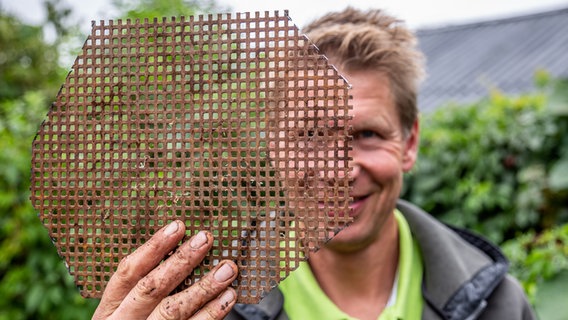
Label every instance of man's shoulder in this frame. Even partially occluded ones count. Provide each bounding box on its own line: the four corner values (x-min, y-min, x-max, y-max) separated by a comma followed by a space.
481, 274, 536, 320
397, 199, 535, 320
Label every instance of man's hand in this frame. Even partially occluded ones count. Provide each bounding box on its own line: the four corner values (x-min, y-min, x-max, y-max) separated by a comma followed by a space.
92, 220, 238, 320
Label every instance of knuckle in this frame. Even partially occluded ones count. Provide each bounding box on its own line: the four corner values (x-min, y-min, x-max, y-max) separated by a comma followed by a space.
196, 298, 233, 320
196, 276, 215, 296
142, 236, 163, 253
172, 245, 192, 264
133, 275, 168, 299
157, 297, 182, 320
114, 255, 138, 281
113, 236, 166, 282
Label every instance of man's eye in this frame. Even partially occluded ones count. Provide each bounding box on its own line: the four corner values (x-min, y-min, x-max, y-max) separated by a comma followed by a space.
356, 130, 379, 139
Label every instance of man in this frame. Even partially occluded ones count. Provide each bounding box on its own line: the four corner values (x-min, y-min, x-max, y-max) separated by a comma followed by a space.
92, 7, 536, 320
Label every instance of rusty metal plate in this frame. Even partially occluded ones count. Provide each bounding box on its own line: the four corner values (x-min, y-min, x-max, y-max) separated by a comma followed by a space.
30, 11, 352, 304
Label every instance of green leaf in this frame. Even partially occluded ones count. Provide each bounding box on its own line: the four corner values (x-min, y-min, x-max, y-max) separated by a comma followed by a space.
25, 285, 44, 314
548, 159, 568, 191
547, 79, 568, 116
534, 270, 568, 320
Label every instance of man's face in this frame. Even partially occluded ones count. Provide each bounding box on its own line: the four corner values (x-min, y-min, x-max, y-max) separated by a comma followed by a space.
269, 70, 418, 252
326, 70, 419, 252
268, 72, 352, 247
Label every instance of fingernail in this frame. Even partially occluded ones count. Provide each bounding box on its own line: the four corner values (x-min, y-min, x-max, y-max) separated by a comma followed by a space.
190, 231, 208, 248
164, 221, 179, 236
214, 263, 235, 282
219, 290, 235, 305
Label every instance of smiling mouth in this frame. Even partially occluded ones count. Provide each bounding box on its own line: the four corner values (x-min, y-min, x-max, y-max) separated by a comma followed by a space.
349, 195, 369, 214
351, 195, 370, 204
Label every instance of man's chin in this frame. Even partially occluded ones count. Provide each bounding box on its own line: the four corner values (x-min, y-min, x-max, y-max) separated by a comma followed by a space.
321, 228, 373, 253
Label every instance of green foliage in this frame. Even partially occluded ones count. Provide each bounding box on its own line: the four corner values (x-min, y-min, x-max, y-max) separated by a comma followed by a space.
501, 223, 568, 314
546, 79, 568, 191
403, 78, 568, 243
531, 270, 568, 320
0, 8, 100, 317
0, 15, 61, 102
0, 71, 99, 320
402, 76, 568, 314
501, 223, 568, 299
111, 0, 229, 19
1, 1, 228, 318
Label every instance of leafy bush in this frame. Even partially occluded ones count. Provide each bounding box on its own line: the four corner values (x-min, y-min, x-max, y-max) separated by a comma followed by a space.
402, 76, 568, 314
0, 84, 99, 320
501, 223, 568, 302
501, 222, 568, 319
0, 10, 99, 319
1, 1, 228, 318
403, 77, 568, 243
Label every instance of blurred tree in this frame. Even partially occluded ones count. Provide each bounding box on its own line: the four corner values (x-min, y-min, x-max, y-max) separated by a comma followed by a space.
111, 0, 229, 19
0, 0, 229, 318
0, 14, 61, 101
401, 75, 568, 317
0, 1, 101, 318
402, 76, 568, 243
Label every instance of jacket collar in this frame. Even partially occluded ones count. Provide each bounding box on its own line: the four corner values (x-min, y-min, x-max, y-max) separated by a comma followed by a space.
230, 200, 509, 320
396, 200, 509, 320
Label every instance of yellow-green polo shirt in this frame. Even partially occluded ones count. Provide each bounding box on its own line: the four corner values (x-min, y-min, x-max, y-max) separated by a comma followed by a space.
279, 210, 423, 320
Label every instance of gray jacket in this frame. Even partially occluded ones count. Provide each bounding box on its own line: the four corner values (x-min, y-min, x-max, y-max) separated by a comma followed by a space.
227, 200, 536, 320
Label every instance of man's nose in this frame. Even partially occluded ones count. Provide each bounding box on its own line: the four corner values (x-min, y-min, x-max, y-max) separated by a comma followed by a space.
350, 163, 361, 179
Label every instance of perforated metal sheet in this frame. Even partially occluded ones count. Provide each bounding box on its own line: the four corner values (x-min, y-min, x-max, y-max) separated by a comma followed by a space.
30, 11, 352, 304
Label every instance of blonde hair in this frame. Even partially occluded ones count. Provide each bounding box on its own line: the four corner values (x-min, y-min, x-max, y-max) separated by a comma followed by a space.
302, 7, 425, 134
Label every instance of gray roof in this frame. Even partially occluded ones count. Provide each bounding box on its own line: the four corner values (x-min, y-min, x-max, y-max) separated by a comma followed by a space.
416, 6, 568, 112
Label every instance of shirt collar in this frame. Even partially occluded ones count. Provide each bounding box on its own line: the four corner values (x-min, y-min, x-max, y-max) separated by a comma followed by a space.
279, 209, 424, 320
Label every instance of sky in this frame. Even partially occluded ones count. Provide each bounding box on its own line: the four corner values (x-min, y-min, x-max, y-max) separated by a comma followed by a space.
2, 0, 568, 32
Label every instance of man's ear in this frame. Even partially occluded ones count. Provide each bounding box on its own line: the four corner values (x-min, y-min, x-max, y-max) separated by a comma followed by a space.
402, 120, 419, 172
